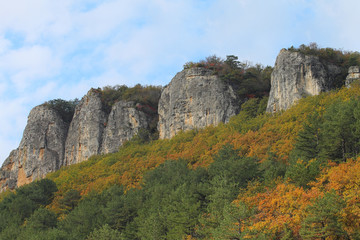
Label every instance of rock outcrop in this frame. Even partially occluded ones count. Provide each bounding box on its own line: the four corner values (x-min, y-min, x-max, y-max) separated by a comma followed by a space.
0, 105, 68, 190
266, 49, 341, 113
0, 89, 151, 191
101, 101, 148, 154
158, 67, 239, 139
345, 66, 360, 87
64, 89, 107, 165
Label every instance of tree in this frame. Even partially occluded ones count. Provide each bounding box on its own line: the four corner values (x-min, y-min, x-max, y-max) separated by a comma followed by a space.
212, 201, 254, 240
59, 198, 106, 239
300, 191, 348, 240
224, 55, 241, 69
58, 189, 81, 213
26, 208, 57, 231
86, 224, 121, 240
320, 99, 360, 161
292, 111, 322, 161
208, 144, 260, 189
45, 98, 79, 123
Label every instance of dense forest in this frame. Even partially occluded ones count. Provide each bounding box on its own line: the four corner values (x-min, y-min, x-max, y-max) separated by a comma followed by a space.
2, 47, 360, 239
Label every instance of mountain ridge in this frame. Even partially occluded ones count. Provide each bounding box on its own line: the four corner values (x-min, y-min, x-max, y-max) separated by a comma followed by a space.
1, 45, 360, 192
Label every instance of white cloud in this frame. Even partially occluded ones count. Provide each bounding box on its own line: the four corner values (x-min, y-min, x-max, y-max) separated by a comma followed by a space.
0, 46, 61, 92
0, 36, 11, 55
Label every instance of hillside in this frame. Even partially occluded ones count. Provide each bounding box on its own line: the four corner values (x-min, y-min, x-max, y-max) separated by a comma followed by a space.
1, 84, 360, 239
1, 45, 360, 239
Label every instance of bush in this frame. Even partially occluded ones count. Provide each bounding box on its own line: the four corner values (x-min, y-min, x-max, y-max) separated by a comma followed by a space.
183, 54, 272, 99
44, 99, 79, 123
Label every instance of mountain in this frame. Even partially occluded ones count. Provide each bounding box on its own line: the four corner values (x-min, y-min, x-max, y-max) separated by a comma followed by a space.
2, 46, 360, 191
1, 44, 360, 239
0, 64, 244, 191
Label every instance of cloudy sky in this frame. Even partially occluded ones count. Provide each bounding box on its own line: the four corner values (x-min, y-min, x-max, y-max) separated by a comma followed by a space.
0, 0, 359, 164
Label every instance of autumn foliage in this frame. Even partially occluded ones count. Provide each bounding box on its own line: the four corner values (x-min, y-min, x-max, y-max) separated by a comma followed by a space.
2, 84, 360, 238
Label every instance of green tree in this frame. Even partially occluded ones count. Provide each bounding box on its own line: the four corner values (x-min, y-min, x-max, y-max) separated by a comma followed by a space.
208, 144, 260, 188
292, 112, 322, 161
26, 208, 57, 231
86, 224, 121, 240
300, 191, 348, 240
135, 160, 208, 239
320, 99, 360, 161
59, 197, 106, 240
58, 189, 81, 213
212, 201, 254, 240
44, 98, 79, 123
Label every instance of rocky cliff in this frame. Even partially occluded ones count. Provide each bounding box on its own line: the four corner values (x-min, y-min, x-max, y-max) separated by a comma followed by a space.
101, 101, 148, 154
0, 105, 68, 190
3, 49, 347, 191
266, 49, 341, 112
64, 89, 107, 165
158, 67, 239, 139
0, 89, 150, 191
345, 66, 360, 87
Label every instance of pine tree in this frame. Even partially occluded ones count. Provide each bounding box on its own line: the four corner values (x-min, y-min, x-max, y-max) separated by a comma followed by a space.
300, 191, 349, 239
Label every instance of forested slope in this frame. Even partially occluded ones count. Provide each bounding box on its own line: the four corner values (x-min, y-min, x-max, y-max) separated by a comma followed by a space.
1, 84, 360, 239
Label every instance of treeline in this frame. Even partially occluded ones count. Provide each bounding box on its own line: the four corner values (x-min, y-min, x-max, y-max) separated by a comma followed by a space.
184, 55, 272, 99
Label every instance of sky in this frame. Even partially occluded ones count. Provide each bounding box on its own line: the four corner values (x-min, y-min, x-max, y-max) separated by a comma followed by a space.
0, 0, 359, 164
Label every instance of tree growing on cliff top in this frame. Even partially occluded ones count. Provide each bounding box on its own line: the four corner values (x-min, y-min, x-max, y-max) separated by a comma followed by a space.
183, 54, 272, 99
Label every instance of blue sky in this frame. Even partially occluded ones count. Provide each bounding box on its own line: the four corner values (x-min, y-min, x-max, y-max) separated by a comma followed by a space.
0, 0, 359, 164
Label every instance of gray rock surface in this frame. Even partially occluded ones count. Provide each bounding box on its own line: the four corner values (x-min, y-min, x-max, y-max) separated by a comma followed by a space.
158, 67, 239, 139
266, 49, 341, 113
101, 101, 149, 154
345, 66, 360, 87
0, 105, 68, 191
64, 89, 107, 165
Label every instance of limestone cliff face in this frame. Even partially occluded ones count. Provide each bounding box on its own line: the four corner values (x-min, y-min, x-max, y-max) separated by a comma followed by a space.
64, 89, 107, 165
101, 101, 148, 154
345, 66, 360, 87
158, 67, 239, 139
266, 49, 341, 112
0, 88, 152, 191
0, 105, 68, 191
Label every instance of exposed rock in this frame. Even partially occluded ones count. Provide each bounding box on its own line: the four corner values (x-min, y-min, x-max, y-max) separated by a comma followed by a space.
101, 101, 149, 154
345, 66, 360, 87
64, 89, 107, 165
158, 67, 239, 139
266, 49, 341, 113
0, 86, 156, 191
0, 105, 68, 191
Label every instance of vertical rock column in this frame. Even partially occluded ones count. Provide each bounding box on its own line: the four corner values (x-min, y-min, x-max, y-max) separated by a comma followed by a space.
64, 89, 107, 165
